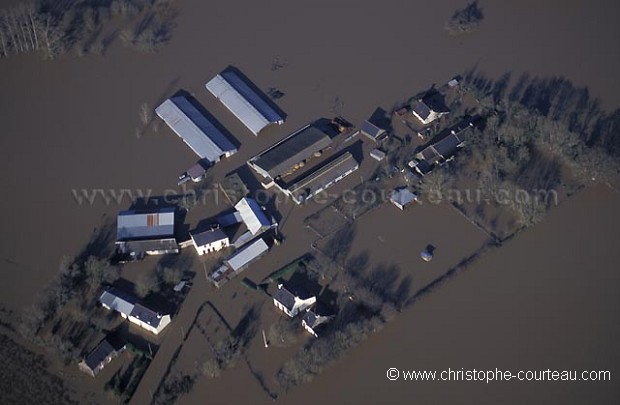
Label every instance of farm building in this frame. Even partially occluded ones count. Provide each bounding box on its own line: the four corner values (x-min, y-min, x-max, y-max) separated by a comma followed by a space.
206, 69, 285, 135
285, 152, 359, 204
390, 188, 418, 210
98, 289, 172, 335
190, 227, 229, 255
273, 284, 316, 317
155, 96, 237, 164
224, 237, 269, 273
248, 124, 332, 180
115, 207, 179, 258
360, 120, 386, 142
235, 197, 272, 235
370, 148, 386, 161
78, 338, 126, 377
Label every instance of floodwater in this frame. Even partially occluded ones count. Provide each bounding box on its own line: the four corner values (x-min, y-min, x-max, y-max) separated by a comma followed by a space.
0, 0, 619, 404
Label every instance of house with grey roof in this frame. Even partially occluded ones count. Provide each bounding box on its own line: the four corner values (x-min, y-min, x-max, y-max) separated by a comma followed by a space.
206, 69, 285, 135
273, 284, 316, 317
156, 96, 237, 164
190, 227, 229, 255
115, 207, 179, 258
78, 338, 126, 377
301, 308, 333, 338
411, 97, 449, 125
98, 289, 171, 335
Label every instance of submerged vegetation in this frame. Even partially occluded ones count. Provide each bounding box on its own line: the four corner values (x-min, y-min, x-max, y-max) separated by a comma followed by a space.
0, 0, 177, 60
445, 1, 484, 35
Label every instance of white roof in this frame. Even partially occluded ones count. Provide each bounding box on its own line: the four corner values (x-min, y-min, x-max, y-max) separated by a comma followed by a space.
390, 188, 418, 207
155, 96, 237, 163
234, 197, 271, 235
225, 238, 269, 272
206, 71, 284, 135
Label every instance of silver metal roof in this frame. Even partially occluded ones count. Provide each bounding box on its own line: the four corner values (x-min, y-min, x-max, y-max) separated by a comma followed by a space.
155, 96, 237, 163
116, 207, 175, 241
98, 289, 135, 316
235, 197, 271, 235
206, 71, 284, 135
225, 238, 269, 272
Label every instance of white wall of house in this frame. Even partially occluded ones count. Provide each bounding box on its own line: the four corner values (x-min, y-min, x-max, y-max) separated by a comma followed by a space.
194, 238, 229, 255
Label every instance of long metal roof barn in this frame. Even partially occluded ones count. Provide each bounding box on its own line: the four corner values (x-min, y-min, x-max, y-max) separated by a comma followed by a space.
225, 238, 269, 272
206, 70, 284, 135
117, 207, 175, 241
155, 96, 238, 163
248, 125, 332, 179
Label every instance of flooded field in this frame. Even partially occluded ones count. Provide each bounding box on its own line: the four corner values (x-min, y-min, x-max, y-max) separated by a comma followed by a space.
0, 0, 619, 403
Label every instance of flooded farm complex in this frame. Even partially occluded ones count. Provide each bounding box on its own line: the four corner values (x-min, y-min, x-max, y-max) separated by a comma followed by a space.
0, 1, 619, 405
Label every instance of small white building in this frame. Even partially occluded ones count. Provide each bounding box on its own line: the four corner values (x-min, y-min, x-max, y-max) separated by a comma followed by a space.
190, 228, 229, 255
390, 188, 418, 210
370, 149, 386, 162
273, 284, 316, 317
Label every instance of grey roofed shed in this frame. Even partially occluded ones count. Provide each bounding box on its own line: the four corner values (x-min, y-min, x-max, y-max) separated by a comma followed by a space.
81, 339, 119, 374
206, 70, 285, 135
116, 207, 175, 241
191, 228, 228, 247
155, 96, 237, 163
249, 125, 332, 178
360, 120, 386, 140
117, 238, 179, 255
224, 238, 269, 272
287, 152, 359, 203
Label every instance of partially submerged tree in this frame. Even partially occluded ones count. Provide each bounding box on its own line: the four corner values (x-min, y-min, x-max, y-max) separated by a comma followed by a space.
445, 1, 484, 35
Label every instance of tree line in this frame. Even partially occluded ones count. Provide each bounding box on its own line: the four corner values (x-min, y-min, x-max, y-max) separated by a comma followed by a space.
0, 0, 177, 60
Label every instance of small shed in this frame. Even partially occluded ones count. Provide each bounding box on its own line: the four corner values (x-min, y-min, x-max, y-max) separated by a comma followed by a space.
390, 188, 418, 210
370, 149, 386, 162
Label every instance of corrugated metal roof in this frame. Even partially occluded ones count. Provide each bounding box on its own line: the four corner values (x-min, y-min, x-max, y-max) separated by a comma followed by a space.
250, 125, 332, 178
287, 152, 359, 203
155, 97, 237, 163
206, 71, 284, 135
235, 197, 271, 235
116, 207, 175, 241
225, 238, 269, 272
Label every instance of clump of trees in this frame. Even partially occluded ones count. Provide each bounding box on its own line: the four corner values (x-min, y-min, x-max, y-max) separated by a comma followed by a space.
0, 0, 177, 60
268, 317, 300, 347
18, 255, 120, 363
0, 2, 66, 59
445, 1, 484, 35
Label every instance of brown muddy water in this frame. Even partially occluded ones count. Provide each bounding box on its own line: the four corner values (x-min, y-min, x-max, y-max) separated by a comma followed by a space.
0, 0, 619, 404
